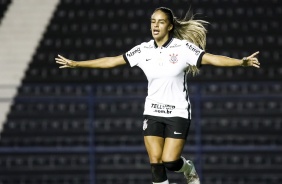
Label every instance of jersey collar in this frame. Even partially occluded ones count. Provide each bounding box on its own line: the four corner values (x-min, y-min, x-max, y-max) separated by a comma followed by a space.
154, 36, 173, 48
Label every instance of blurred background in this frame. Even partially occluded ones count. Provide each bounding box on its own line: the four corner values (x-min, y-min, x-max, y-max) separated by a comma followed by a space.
0, 0, 281, 184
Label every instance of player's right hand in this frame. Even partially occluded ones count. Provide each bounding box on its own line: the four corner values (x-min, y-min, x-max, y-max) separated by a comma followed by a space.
55, 55, 76, 68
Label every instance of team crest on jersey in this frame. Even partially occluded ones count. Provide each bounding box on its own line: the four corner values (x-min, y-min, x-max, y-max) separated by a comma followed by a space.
169, 53, 178, 64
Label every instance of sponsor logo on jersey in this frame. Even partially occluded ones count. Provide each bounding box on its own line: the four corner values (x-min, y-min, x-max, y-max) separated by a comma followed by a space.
126, 47, 141, 57
169, 43, 181, 48
144, 45, 154, 49
151, 103, 175, 114
169, 53, 178, 64
186, 43, 201, 55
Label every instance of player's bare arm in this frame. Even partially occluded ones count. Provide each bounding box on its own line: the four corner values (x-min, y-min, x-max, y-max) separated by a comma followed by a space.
55, 54, 126, 69
201, 51, 260, 68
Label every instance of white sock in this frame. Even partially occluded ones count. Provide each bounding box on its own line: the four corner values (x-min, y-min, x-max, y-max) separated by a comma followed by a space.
176, 156, 193, 173
153, 179, 169, 184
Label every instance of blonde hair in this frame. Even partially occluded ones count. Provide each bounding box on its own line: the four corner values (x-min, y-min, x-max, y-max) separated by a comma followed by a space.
154, 7, 208, 75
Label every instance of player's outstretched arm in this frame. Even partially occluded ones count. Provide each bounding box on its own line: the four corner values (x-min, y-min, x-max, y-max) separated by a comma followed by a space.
201, 51, 260, 68
55, 54, 126, 69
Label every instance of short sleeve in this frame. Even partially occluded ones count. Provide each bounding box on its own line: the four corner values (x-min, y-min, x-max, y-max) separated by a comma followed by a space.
183, 41, 205, 68
123, 44, 143, 67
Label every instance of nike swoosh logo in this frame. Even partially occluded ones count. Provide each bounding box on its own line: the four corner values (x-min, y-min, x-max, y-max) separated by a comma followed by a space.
146, 59, 151, 61
174, 131, 182, 135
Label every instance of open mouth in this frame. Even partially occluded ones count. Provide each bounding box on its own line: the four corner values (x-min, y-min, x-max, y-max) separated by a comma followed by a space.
153, 29, 160, 35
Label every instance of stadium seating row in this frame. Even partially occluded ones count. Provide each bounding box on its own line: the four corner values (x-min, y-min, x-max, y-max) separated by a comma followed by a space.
0, 175, 89, 184
1, 175, 281, 184
201, 117, 282, 132
33, 46, 281, 65
2, 134, 279, 147
3, 117, 280, 134
8, 99, 281, 118
1, 153, 280, 169
23, 66, 282, 83
0, 136, 89, 147
18, 84, 147, 97
17, 82, 282, 97
203, 175, 282, 184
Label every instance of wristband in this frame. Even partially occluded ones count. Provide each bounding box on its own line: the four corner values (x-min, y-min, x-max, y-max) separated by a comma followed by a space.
241, 57, 248, 67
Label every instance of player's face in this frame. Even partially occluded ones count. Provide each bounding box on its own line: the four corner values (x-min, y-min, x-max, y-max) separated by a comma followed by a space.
150, 10, 173, 42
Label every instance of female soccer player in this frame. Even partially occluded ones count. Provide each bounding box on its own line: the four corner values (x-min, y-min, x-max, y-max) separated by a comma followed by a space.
55, 7, 260, 184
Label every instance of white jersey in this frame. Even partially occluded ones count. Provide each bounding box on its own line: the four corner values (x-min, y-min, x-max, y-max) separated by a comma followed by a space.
123, 37, 205, 119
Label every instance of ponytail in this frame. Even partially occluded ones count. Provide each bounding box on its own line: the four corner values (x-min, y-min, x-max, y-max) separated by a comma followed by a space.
173, 13, 208, 50
173, 13, 208, 75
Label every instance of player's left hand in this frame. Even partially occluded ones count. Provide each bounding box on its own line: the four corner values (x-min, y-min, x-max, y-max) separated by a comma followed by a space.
242, 51, 260, 68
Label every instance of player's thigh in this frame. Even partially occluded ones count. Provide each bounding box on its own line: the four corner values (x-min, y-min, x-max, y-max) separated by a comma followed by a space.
144, 136, 165, 163
162, 138, 186, 162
